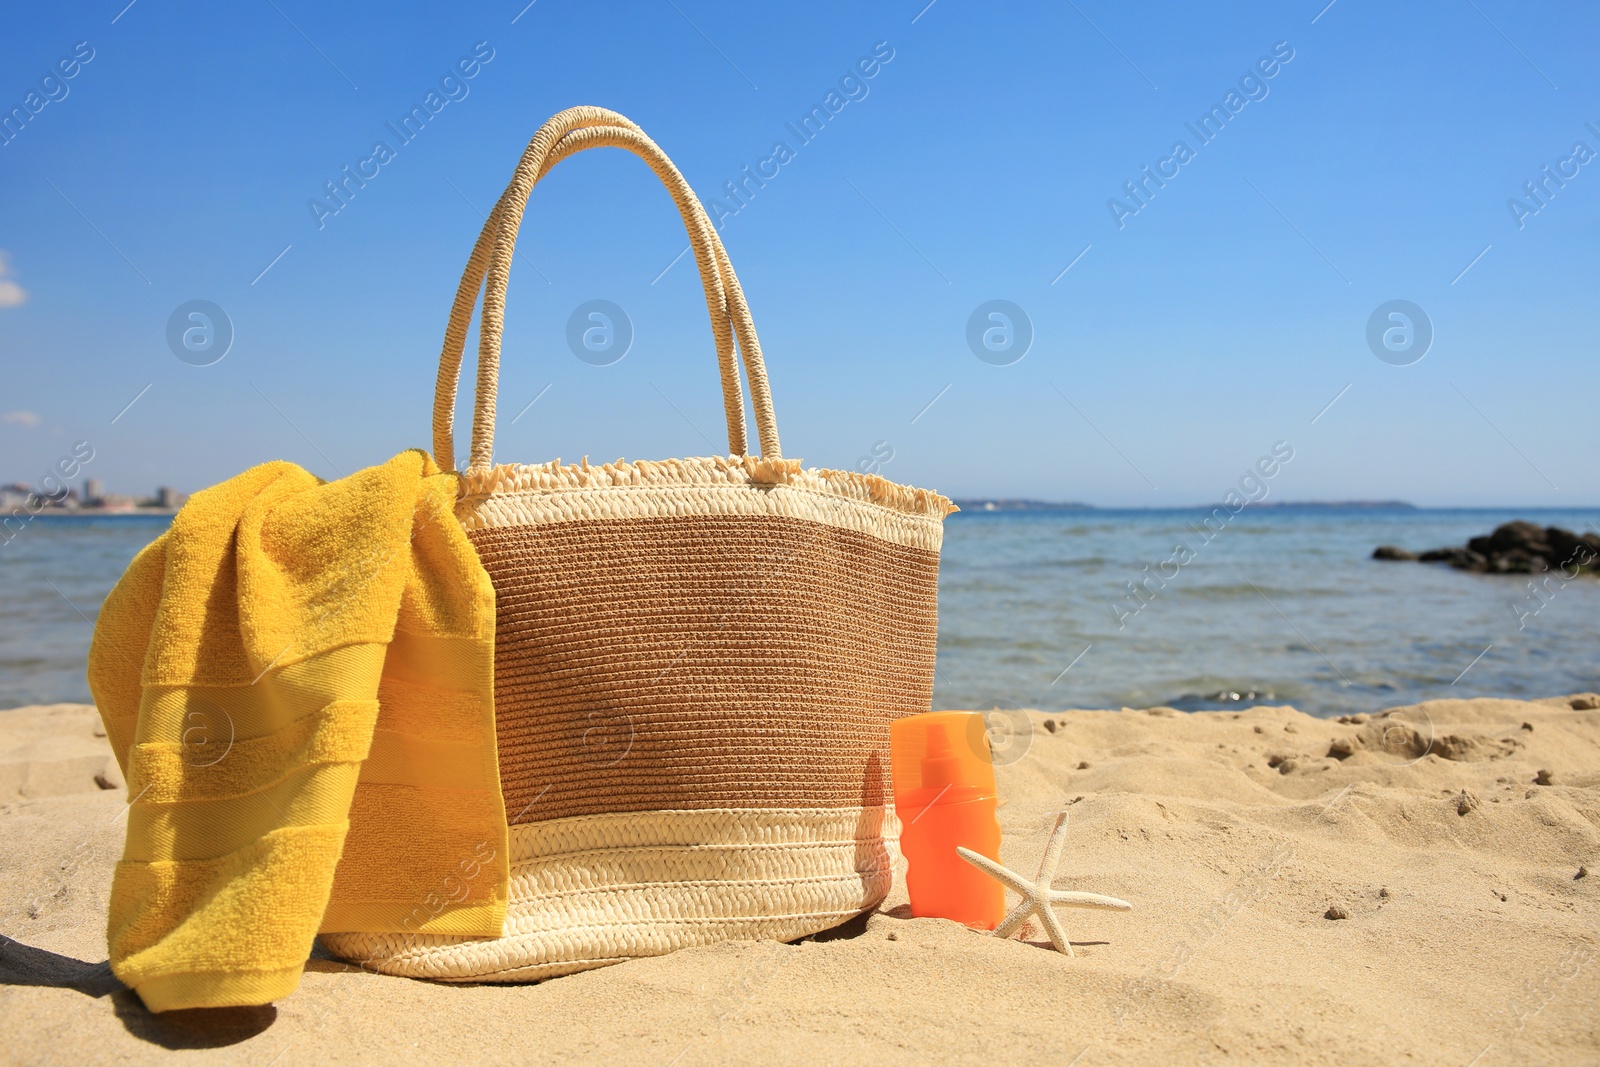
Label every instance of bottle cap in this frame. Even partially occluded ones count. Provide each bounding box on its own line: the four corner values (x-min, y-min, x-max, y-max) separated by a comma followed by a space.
890, 711, 997, 806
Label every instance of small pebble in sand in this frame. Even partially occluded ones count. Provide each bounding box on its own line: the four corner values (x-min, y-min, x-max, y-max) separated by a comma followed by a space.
1284, 724, 1298, 734
1253, 725, 1265, 734
1043, 719, 1058, 734
1278, 759, 1298, 775
1455, 790, 1479, 816
886, 931, 898, 941
93, 771, 119, 791
1328, 737, 1356, 760
1378, 887, 1390, 899
1521, 722, 1533, 731
1325, 906, 1348, 920
1077, 761, 1090, 770
1577, 867, 1588, 881
1534, 769, 1554, 786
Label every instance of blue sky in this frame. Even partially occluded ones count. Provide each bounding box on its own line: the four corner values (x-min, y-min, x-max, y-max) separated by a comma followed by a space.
1, 0, 1595, 506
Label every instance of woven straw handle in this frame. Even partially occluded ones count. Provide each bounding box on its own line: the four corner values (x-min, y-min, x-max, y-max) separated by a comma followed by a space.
433, 106, 781, 473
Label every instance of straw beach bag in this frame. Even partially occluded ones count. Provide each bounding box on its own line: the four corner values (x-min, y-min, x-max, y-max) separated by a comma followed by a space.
321, 107, 953, 981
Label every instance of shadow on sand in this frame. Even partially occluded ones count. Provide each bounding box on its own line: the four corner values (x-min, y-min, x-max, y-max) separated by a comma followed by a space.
1, 935, 276, 1049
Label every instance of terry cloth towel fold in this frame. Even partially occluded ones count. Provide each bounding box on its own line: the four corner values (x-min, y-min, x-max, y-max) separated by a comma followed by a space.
87, 450, 509, 1013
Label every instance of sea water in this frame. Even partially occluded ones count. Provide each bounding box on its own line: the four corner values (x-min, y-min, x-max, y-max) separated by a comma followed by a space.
2, 509, 1596, 717
933, 507, 1600, 717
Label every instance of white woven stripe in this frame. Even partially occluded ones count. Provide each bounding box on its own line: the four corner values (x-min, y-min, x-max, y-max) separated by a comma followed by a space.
456, 456, 951, 552
321, 806, 902, 982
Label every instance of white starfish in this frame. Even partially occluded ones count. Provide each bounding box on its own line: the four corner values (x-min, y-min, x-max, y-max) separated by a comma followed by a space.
957, 810, 1132, 956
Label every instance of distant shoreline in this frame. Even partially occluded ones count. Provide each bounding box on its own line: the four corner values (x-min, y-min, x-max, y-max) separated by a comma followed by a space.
1248, 500, 1416, 510
950, 499, 1096, 512
951, 498, 1423, 512
27, 508, 178, 518
945, 499, 1600, 514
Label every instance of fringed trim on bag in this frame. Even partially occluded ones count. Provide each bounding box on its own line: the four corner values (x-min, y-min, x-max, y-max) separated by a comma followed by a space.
458, 456, 956, 521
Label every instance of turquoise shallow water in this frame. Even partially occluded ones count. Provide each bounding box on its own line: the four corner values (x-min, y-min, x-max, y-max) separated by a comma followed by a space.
2, 508, 1597, 717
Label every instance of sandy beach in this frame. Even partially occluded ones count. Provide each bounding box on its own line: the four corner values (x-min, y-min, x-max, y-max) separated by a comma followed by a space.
3, 695, 1596, 1065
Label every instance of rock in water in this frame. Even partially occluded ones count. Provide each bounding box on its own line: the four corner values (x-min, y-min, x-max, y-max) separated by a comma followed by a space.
1381, 522, 1600, 577
1469, 520, 1551, 561
1417, 546, 1489, 571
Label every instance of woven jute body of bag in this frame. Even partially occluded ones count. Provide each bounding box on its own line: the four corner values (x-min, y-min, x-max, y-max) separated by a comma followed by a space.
322, 107, 954, 981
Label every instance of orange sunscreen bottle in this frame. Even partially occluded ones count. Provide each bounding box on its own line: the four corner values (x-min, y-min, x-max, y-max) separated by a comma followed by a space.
890, 711, 1005, 929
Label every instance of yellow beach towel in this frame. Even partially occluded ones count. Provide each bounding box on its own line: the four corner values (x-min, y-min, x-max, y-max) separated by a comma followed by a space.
87, 450, 509, 1012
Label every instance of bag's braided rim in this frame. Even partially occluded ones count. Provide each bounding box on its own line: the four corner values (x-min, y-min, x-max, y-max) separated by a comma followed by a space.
465, 485, 944, 555
458, 456, 956, 522
321, 806, 900, 981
